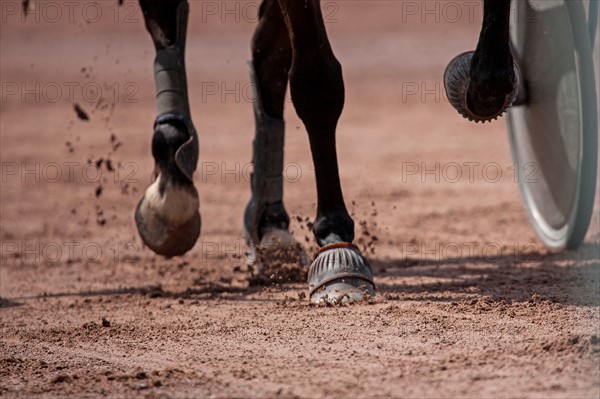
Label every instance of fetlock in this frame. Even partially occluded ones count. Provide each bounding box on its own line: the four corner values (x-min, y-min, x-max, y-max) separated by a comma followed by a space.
312, 209, 354, 246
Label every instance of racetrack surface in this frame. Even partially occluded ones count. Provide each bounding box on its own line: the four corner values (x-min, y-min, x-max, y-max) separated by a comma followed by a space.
1, 1, 599, 397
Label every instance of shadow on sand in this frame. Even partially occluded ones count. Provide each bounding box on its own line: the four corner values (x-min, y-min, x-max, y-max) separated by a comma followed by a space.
6, 242, 599, 307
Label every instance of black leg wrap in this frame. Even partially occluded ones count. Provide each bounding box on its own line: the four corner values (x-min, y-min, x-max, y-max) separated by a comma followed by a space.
242, 64, 307, 282
151, 1, 198, 179
135, 1, 200, 257
243, 63, 289, 246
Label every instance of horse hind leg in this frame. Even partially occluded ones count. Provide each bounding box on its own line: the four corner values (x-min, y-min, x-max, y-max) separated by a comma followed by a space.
444, 0, 521, 122
135, 0, 200, 257
244, 0, 308, 283
277, 0, 375, 303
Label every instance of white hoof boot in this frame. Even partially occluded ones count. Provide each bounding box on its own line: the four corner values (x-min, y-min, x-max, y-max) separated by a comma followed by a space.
308, 243, 375, 304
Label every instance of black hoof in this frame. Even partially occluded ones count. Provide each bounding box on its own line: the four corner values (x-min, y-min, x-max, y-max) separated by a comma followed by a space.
444, 51, 520, 123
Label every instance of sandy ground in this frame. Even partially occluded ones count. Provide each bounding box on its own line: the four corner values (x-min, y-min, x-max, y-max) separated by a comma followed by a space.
1, 1, 599, 398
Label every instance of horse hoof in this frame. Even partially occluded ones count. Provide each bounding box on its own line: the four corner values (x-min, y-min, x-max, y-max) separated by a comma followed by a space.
308, 243, 375, 304
444, 51, 519, 123
245, 228, 309, 285
135, 179, 200, 257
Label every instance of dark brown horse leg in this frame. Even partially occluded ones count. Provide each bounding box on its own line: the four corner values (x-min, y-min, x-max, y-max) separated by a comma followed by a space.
277, 0, 375, 302
135, 0, 201, 257
444, 0, 520, 122
244, 0, 308, 281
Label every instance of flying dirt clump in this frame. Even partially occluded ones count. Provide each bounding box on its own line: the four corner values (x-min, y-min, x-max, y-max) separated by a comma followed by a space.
73, 104, 89, 121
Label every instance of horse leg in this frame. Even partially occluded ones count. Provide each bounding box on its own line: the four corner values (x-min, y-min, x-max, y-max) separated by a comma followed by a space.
135, 0, 201, 257
244, 0, 308, 282
277, 0, 375, 302
444, 0, 521, 122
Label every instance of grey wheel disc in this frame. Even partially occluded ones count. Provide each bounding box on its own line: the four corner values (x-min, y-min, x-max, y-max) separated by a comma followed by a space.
507, 0, 598, 250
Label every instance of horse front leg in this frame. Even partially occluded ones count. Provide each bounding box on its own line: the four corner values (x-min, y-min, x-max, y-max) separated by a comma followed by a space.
135, 0, 200, 257
244, 0, 308, 283
444, 0, 520, 122
277, 0, 375, 303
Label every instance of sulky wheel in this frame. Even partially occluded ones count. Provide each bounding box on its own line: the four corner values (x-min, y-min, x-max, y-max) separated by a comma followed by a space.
507, 0, 598, 250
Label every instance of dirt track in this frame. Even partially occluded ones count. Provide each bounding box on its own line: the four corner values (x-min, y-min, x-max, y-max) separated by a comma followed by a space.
1, 1, 599, 398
